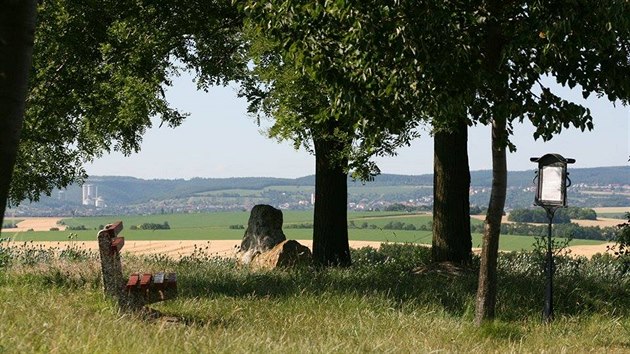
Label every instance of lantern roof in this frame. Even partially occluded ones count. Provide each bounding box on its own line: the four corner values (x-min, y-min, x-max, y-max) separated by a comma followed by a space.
530, 153, 575, 165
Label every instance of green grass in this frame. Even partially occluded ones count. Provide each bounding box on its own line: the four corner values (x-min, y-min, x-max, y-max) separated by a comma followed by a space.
1, 243, 628, 352
598, 212, 629, 219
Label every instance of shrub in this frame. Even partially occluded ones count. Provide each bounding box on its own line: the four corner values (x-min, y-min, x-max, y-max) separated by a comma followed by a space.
285, 223, 313, 229
67, 225, 88, 231
508, 208, 571, 224
607, 213, 630, 260
382, 221, 418, 231
138, 222, 170, 230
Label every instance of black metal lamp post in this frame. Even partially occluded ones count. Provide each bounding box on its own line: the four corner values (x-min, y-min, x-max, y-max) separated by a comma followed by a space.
530, 153, 575, 323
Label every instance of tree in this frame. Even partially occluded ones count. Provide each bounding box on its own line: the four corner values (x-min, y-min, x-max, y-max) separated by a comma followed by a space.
240, 33, 351, 265
242, 1, 476, 265
471, 0, 630, 324
0, 0, 38, 229
8, 0, 244, 206
239, 27, 416, 266
432, 118, 472, 263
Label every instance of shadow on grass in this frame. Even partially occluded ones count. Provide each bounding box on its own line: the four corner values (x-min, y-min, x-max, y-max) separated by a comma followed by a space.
173, 246, 630, 321
3, 243, 629, 322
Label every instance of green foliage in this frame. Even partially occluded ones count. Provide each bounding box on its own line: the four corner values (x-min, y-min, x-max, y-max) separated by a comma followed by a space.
608, 213, 630, 259
66, 225, 88, 231
508, 207, 598, 224
564, 207, 598, 220
471, 221, 616, 241
138, 221, 170, 230
285, 223, 313, 229
469, 205, 486, 215
240, 9, 419, 181
1, 221, 19, 229
382, 221, 417, 231
243, 0, 630, 149
384, 203, 430, 213
228, 224, 245, 230
10, 0, 244, 205
508, 208, 571, 224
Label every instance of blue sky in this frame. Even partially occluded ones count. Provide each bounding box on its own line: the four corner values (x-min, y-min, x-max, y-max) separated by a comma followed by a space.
86, 73, 629, 179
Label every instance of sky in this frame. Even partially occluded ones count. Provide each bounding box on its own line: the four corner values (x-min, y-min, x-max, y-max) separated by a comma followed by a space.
85, 72, 630, 180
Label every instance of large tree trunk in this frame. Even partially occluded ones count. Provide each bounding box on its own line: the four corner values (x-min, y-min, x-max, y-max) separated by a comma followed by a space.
474, 116, 507, 325
432, 119, 472, 264
312, 134, 351, 267
0, 0, 38, 229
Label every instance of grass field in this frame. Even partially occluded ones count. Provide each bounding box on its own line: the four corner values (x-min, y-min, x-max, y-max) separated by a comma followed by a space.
598, 212, 629, 219
1, 243, 628, 352
1, 211, 604, 252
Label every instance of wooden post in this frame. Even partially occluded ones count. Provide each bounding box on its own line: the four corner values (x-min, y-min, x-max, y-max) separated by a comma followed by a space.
97, 222, 125, 299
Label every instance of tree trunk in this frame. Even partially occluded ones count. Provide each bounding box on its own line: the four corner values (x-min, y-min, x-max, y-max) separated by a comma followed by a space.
312, 134, 351, 267
0, 0, 38, 228
474, 116, 507, 325
432, 119, 472, 264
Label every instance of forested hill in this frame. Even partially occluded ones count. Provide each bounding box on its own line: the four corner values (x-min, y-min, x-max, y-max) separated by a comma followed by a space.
46, 166, 628, 206
471, 166, 629, 187
365, 166, 629, 187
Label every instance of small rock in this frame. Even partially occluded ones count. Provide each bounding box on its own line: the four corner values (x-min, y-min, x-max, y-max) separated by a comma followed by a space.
250, 240, 313, 270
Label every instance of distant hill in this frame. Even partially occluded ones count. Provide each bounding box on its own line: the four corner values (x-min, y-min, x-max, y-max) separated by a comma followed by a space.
365, 166, 629, 187
61, 166, 629, 203
8, 166, 628, 216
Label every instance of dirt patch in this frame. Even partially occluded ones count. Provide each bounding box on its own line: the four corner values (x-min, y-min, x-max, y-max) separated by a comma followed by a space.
592, 207, 630, 214
566, 243, 616, 258
1, 217, 66, 232
572, 218, 624, 228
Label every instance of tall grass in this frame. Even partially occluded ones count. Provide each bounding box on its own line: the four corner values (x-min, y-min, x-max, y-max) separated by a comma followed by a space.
1, 241, 629, 352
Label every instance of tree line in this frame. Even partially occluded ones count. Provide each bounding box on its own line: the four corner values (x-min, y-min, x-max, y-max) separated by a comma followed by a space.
508, 207, 598, 224
471, 222, 617, 241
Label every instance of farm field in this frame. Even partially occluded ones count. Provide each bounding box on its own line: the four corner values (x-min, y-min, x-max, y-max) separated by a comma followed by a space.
1, 211, 605, 253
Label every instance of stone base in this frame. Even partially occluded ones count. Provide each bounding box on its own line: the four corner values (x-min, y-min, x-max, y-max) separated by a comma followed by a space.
248, 240, 313, 270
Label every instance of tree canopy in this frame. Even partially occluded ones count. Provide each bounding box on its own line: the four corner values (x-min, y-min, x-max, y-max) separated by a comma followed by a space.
9, 0, 244, 205
242, 0, 630, 320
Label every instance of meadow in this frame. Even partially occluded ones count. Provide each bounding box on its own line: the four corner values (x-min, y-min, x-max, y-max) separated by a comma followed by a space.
0, 242, 628, 352
3, 211, 604, 252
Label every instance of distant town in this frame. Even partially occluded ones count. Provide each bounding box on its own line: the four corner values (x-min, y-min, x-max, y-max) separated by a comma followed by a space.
5, 166, 629, 217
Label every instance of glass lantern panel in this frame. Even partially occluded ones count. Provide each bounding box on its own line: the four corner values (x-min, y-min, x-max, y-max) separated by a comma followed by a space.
540, 166, 563, 202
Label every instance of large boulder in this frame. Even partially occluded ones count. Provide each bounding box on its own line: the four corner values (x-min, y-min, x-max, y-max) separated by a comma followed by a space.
238, 204, 287, 264
250, 240, 313, 270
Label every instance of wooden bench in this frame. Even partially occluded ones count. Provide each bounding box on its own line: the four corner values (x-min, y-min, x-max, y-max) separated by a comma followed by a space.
97, 221, 177, 310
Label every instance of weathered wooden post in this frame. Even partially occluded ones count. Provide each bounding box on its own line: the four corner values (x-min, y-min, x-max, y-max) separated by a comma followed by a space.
97, 222, 125, 299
